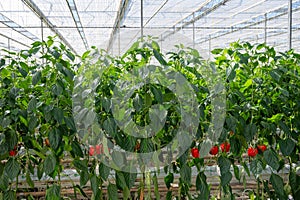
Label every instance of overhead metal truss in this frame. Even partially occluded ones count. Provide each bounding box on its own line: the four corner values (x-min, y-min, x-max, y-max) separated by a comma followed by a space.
0, 0, 299, 57
21, 0, 78, 54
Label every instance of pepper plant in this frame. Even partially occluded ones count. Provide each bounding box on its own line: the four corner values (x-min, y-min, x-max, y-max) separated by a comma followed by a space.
212, 42, 300, 199
0, 36, 81, 199
0, 36, 299, 200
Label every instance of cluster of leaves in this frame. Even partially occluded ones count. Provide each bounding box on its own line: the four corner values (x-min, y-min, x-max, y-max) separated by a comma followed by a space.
74, 37, 214, 199
0, 35, 299, 200
211, 42, 300, 199
0, 36, 82, 199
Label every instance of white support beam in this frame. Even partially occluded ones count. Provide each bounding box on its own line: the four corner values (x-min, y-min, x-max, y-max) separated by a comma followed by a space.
107, 0, 131, 51
288, 0, 292, 49
21, 0, 78, 54
66, 0, 89, 50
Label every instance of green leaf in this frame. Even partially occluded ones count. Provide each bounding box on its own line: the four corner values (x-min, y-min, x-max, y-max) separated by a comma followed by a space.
44, 154, 56, 175
267, 113, 283, 123
70, 140, 83, 157
2, 117, 11, 128
180, 164, 191, 185
28, 116, 38, 131
99, 162, 110, 181
126, 41, 139, 53
31, 41, 42, 47
211, 48, 223, 54
270, 173, 287, 200
37, 162, 44, 180
150, 85, 163, 103
51, 50, 60, 59
4, 158, 20, 180
140, 138, 155, 153
53, 107, 64, 124
289, 170, 300, 197
263, 149, 279, 171
166, 191, 172, 200
226, 65, 236, 81
90, 174, 100, 195
18, 67, 28, 77
74, 184, 88, 198
0, 174, 9, 190
26, 172, 34, 188
47, 38, 54, 47
72, 159, 88, 171
32, 71, 41, 85
3, 190, 16, 200
243, 79, 252, 88
116, 171, 127, 190
151, 41, 160, 51
153, 49, 167, 65
52, 84, 63, 96
29, 47, 40, 55
244, 124, 257, 142
19, 61, 28, 77
46, 184, 61, 200
278, 121, 291, 136
107, 183, 118, 200
65, 117, 76, 131
164, 173, 174, 189
5, 129, 18, 150
122, 187, 130, 200
81, 50, 91, 60
103, 118, 117, 137
66, 51, 75, 61
133, 94, 143, 112
233, 165, 241, 181
111, 151, 124, 167
218, 156, 231, 174
270, 70, 281, 82
0, 58, 5, 67
279, 138, 295, 156
221, 172, 232, 186
62, 66, 74, 80
153, 174, 160, 200
48, 129, 62, 151
123, 170, 137, 189
19, 61, 28, 69
250, 159, 263, 178
27, 97, 37, 112
196, 172, 209, 199
80, 170, 89, 186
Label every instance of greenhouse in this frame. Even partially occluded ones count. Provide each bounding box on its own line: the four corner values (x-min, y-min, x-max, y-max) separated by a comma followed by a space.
0, 0, 299, 199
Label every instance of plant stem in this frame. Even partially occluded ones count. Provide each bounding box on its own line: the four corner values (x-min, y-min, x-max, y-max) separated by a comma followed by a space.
257, 176, 260, 199
140, 173, 145, 200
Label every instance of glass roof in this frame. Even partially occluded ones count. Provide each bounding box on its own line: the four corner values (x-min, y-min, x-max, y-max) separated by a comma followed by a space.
0, 0, 299, 57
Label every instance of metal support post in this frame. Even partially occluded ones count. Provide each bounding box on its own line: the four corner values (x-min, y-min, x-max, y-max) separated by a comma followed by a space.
160, 34, 163, 51
288, 0, 292, 50
8, 38, 10, 50
141, 0, 144, 40
264, 13, 267, 44
192, 12, 195, 49
41, 17, 44, 42
118, 11, 121, 55
209, 35, 211, 60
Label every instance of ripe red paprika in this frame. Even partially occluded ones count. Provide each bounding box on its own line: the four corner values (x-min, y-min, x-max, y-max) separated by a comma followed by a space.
209, 145, 219, 155
89, 146, 95, 156
191, 147, 200, 158
257, 144, 267, 153
9, 150, 17, 157
247, 147, 258, 157
220, 142, 230, 153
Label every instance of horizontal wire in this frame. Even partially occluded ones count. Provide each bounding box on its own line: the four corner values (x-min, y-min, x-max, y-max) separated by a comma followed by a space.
0, 26, 294, 30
